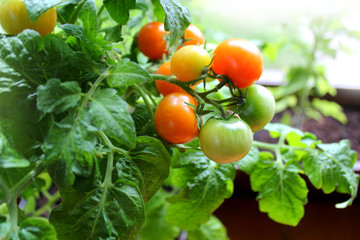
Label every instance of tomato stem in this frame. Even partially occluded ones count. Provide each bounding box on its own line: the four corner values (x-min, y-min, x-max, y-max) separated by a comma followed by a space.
69, 0, 87, 24
134, 84, 155, 123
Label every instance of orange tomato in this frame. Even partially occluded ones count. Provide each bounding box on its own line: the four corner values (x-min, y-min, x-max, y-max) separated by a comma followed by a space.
137, 22, 168, 60
154, 92, 198, 144
211, 38, 263, 89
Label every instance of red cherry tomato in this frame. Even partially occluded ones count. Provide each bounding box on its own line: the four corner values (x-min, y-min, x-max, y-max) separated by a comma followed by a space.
137, 22, 168, 60
211, 38, 263, 89
154, 92, 198, 144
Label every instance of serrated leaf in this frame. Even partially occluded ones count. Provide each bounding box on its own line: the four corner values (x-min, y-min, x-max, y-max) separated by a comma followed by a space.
312, 98, 347, 124
166, 150, 236, 230
138, 190, 180, 240
78, 0, 98, 40
303, 140, 359, 207
50, 182, 145, 240
19, 217, 57, 240
0, 30, 86, 88
130, 136, 171, 202
0, 131, 29, 168
250, 158, 308, 226
187, 215, 229, 240
37, 79, 81, 114
60, 24, 86, 40
43, 111, 97, 188
160, 0, 191, 46
103, 0, 136, 24
89, 88, 136, 149
25, 0, 61, 21
236, 146, 259, 174
107, 60, 152, 88
264, 123, 303, 139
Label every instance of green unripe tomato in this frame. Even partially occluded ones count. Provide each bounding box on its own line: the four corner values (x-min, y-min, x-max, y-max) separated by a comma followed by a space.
237, 84, 275, 132
199, 118, 253, 164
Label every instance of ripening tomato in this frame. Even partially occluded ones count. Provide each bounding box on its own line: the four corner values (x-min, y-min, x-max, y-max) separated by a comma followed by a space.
137, 22, 168, 60
154, 92, 198, 144
211, 38, 263, 89
0, 0, 57, 36
199, 118, 253, 164
171, 45, 211, 82
184, 24, 205, 46
155, 61, 194, 96
237, 84, 275, 132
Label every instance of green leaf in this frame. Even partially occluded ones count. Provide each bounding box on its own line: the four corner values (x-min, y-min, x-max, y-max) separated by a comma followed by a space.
0, 30, 85, 88
138, 190, 180, 240
235, 146, 259, 174
130, 136, 171, 202
25, 0, 61, 21
78, 0, 98, 41
312, 98, 347, 124
43, 111, 97, 188
152, 0, 166, 21
264, 123, 303, 139
160, 0, 191, 46
50, 183, 145, 240
19, 217, 57, 240
60, 24, 87, 40
0, 131, 29, 168
37, 79, 81, 114
187, 215, 229, 240
103, 0, 136, 24
107, 60, 152, 88
303, 140, 359, 207
250, 157, 308, 226
166, 150, 236, 230
89, 88, 136, 149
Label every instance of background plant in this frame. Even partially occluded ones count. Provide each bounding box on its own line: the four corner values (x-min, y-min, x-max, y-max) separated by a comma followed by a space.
262, 16, 360, 127
0, 0, 359, 240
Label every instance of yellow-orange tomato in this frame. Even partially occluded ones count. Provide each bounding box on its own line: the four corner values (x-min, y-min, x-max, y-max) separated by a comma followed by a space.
154, 92, 198, 144
0, 0, 57, 36
211, 38, 263, 89
137, 22, 168, 60
184, 24, 205, 46
171, 45, 211, 83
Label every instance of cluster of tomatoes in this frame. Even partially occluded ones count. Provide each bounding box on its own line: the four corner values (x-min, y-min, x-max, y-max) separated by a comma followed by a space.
137, 22, 275, 164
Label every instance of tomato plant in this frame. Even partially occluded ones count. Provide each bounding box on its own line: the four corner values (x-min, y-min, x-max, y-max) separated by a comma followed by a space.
154, 92, 198, 144
236, 84, 276, 132
199, 118, 253, 164
137, 21, 168, 60
171, 45, 211, 82
0, 0, 57, 36
184, 24, 205, 46
211, 38, 264, 89
0, 1, 358, 240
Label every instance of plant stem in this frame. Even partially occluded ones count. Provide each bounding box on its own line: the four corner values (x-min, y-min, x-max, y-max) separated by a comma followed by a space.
133, 85, 155, 123
80, 67, 111, 109
96, 130, 131, 159
33, 191, 61, 217
8, 198, 18, 235
9, 162, 45, 199
69, 0, 87, 24
104, 150, 114, 186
